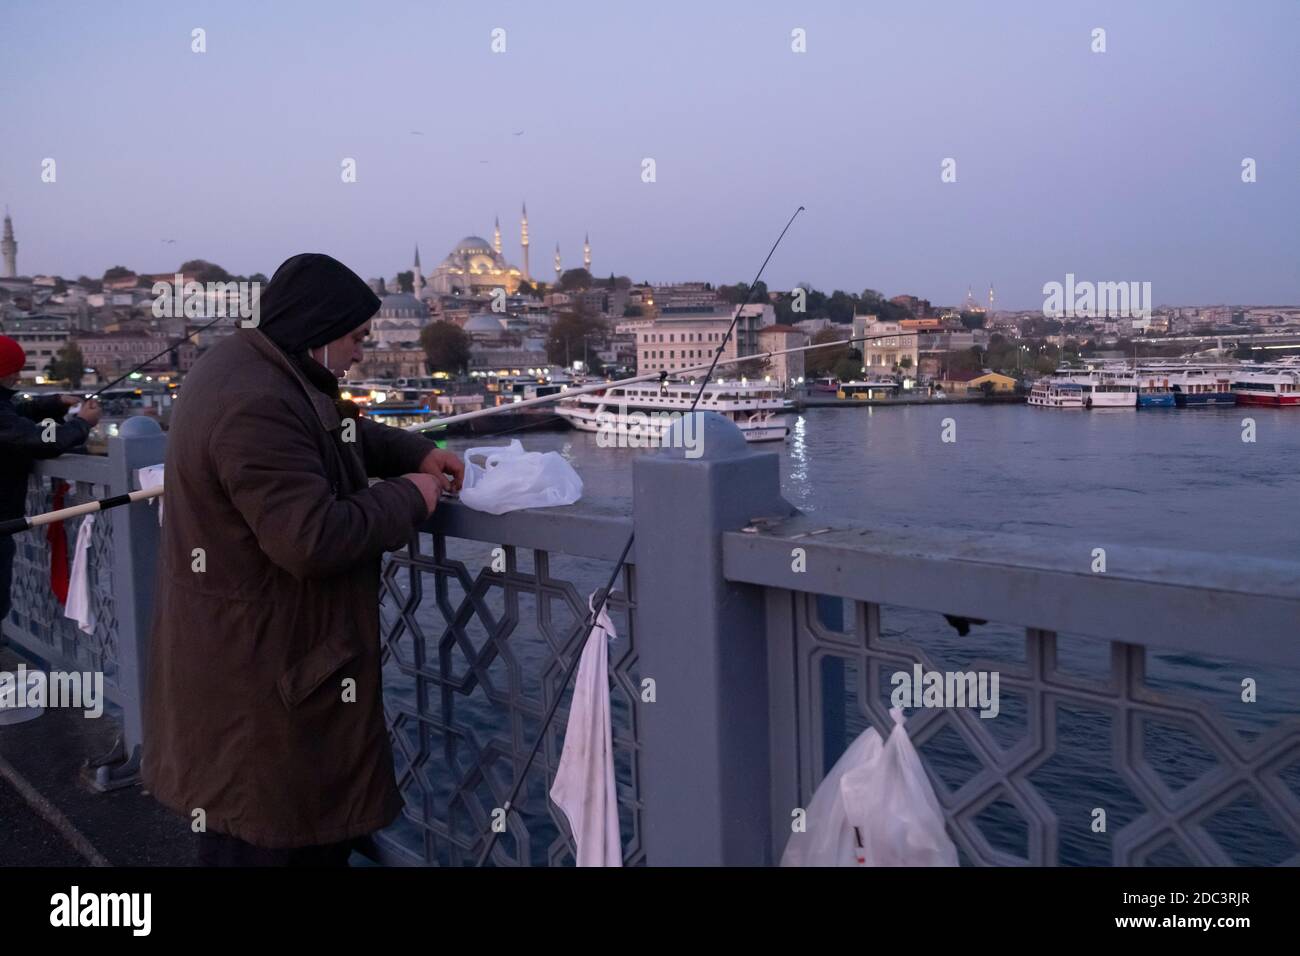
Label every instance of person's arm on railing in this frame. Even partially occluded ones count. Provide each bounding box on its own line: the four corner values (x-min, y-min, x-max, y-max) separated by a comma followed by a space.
356, 416, 463, 492
210, 394, 438, 580
0, 399, 99, 459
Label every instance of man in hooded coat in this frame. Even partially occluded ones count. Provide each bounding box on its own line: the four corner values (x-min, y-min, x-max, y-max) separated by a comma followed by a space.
142, 253, 462, 866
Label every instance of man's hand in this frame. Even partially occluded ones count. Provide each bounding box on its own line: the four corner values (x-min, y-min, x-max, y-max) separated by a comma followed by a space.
401, 473, 442, 517
418, 447, 464, 494
74, 399, 102, 427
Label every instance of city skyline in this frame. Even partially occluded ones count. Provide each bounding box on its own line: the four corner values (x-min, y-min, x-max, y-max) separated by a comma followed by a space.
1, 0, 1296, 309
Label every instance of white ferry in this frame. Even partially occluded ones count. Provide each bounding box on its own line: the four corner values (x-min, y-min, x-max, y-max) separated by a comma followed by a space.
556, 379, 790, 442
1057, 368, 1137, 408
1027, 379, 1085, 409
1232, 365, 1300, 406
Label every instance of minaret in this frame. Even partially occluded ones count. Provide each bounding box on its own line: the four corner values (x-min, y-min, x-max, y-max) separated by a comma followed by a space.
493, 216, 502, 255
520, 202, 530, 281
988, 284, 994, 312
1, 208, 16, 279
412, 244, 424, 297
554, 242, 562, 283
583, 232, 591, 274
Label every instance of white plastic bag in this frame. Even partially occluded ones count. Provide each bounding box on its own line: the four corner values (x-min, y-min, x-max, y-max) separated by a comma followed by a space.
458, 440, 583, 515
781, 707, 958, 867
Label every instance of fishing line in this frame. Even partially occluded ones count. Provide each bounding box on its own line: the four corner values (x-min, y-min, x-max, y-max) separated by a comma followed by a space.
4, 327, 910, 535
473, 205, 804, 866
88, 314, 228, 399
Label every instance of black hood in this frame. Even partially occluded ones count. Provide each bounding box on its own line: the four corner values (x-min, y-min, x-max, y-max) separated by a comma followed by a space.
256, 253, 380, 355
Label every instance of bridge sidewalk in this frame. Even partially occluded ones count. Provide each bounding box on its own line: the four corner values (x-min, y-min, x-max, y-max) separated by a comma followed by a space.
0, 646, 195, 867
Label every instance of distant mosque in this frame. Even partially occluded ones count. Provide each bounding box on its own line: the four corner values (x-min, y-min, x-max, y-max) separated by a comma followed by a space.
418, 203, 591, 298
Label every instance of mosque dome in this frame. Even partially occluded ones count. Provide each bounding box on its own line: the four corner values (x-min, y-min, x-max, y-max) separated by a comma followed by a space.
464, 313, 505, 333
377, 293, 427, 318
453, 237, 494, 256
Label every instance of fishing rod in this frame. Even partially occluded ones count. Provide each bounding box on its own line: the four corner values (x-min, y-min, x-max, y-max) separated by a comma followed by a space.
473, 205, 805, 867
1, 326, 909, 536
86, 314, 227, 399
0, 485, 164, 537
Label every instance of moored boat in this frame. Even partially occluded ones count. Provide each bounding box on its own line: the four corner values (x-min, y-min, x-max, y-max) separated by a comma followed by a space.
557, 378, 790, 442
1027, 380, 1085, 408
1232, 366, 1300, 406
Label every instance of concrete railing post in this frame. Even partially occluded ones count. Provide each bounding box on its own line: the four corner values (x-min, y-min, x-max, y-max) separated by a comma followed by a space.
104, 415, 166, 769
632, 412, 791, 865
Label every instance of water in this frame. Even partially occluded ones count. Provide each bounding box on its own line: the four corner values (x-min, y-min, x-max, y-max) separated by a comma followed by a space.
387, 404, 1300, 864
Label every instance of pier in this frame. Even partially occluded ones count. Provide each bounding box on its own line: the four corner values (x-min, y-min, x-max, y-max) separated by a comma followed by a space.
3, 413, 1299, 866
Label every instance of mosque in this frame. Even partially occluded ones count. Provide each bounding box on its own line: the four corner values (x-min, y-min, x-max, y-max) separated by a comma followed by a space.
418, 203, 591, 298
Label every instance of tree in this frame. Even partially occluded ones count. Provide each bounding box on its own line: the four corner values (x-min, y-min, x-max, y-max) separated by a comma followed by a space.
559, 268, 593, 292
102, 265, 133, 281
959, 311, 986, 330
719, 280, 768, 305
76, 275, 102, 292
46, 344, 85, 388
395, 271, 414, 293
546, 310, 607, 371
419, 321, 471, 375
833, 356, 862, 382
734, 357, 771, 379
178, 260, 231, 283
805, 328, 850, 377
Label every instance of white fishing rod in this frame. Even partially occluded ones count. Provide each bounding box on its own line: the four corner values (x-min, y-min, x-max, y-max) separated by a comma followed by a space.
4, 328, 900, 535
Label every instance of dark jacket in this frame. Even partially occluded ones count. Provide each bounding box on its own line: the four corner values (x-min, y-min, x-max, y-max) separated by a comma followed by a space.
0, 387, 90, 520
142, 327, 437, 848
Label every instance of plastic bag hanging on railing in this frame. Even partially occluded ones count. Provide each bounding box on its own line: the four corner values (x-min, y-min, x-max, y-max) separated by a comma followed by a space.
781, 707, 958, 866
457, 440, 583, 515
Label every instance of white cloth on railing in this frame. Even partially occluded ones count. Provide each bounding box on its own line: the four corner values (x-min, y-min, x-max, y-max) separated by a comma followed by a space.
548, 592, 622, 867
64, 514, 96, 634
136, 464, 165, 524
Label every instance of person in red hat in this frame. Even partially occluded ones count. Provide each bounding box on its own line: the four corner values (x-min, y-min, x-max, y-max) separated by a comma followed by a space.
0, 334, 102, 621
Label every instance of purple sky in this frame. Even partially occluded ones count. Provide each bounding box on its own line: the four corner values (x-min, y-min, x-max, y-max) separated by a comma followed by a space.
1, 0, 1296, 308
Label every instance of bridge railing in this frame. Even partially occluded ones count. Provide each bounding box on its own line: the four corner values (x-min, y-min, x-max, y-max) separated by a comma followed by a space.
5, 412, 1298, 865
1, 417, 164, 784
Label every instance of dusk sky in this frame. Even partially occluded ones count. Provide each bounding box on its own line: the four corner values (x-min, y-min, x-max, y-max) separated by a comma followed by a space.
1, 0, 1296, 308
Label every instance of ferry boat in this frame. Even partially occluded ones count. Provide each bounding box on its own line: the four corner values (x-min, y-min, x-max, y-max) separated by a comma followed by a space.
556, 378, 790, 442
1058, 368, 1137, 408
1232, 366, 1300, 406
1027, 380, 1085, 408
1166, 367, 1236, 407
1131, 371, 1176, 408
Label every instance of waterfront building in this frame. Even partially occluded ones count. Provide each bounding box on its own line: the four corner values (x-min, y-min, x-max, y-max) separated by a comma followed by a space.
635, 304, 769, 376
856, 316, 919, 373
1, 314, 69, 379
756, 324, 809, 386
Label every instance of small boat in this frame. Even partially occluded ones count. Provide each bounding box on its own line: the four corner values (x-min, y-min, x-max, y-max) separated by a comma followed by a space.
1027, 380, 1085, 408
557, 378, 789, 442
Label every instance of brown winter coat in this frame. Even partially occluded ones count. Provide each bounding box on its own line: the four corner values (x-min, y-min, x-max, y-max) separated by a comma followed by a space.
142, 327, 435, 848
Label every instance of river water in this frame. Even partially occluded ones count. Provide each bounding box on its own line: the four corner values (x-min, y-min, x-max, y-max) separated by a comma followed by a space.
383, 404, 1300, 865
